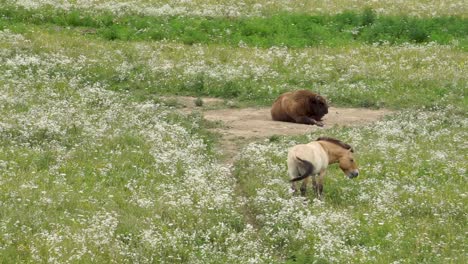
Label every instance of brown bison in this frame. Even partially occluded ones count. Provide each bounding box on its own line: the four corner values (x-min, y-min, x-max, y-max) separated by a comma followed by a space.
271, 90, 328, 126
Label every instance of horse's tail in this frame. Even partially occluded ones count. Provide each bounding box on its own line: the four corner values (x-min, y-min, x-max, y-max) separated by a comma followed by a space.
290, 157, 314, 182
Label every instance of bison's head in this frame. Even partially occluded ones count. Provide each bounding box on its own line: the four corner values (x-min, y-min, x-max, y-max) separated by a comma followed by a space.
309, 95, 328, 120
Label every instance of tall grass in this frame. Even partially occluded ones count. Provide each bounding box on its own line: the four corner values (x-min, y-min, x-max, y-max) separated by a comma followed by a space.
1, 5, 467, 47
1, 28, 466, 110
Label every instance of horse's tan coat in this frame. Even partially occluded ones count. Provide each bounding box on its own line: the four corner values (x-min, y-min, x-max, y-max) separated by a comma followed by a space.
287, 139, 359, 198
287, 141, 329, 176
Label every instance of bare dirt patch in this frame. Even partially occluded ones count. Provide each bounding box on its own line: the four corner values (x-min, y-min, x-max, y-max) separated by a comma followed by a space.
166, 96, 392, 162
203, 107, 390, 138
205, 107, 391, 162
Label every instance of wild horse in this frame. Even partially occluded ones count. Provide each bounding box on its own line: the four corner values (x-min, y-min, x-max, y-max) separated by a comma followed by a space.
288, 137, 359, 199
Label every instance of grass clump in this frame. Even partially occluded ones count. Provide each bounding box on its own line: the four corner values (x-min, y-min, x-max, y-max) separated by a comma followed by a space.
194, 97, 204, 107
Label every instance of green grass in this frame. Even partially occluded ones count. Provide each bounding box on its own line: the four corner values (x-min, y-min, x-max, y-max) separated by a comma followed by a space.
233, 109, 467, 263
2, 27, 466, 111
0, 4, 466, 111
1, 5, 467, 48
0, 2, 467, 262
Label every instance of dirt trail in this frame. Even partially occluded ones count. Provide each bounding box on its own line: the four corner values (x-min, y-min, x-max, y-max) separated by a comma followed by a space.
165, 96, 392, 162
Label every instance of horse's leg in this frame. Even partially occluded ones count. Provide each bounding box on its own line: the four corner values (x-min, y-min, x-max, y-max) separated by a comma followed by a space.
291, 181, 299, 194
289, 163, 300, 194
312, 175, 319, 197
300, 176, 311, 196
315, 170, 326, 199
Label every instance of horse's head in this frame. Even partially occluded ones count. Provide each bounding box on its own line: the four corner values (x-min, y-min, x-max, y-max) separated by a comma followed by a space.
338, 149, 359, 179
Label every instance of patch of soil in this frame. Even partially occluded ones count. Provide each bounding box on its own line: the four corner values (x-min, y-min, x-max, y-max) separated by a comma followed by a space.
203, 107, 390, 139
207, 107, 391, 162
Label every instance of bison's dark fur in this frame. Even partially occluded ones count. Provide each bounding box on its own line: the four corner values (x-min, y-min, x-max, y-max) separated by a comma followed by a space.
271, 90, 328, 126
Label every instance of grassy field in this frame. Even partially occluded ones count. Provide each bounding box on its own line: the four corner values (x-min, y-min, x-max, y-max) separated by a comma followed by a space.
2, 6, 467, 46
0, 1, 467, 263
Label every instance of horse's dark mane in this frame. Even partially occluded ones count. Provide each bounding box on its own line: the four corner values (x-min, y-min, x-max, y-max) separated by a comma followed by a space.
317, 137, 354, 152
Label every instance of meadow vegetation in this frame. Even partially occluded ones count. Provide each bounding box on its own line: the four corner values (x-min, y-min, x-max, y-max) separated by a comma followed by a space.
0, 25, 466, 109
0, 1, 467, 263
4, 0, 468, 18
2, 5, 467, 47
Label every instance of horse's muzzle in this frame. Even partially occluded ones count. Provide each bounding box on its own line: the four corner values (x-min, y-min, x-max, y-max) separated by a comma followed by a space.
348, 170, 359, 178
